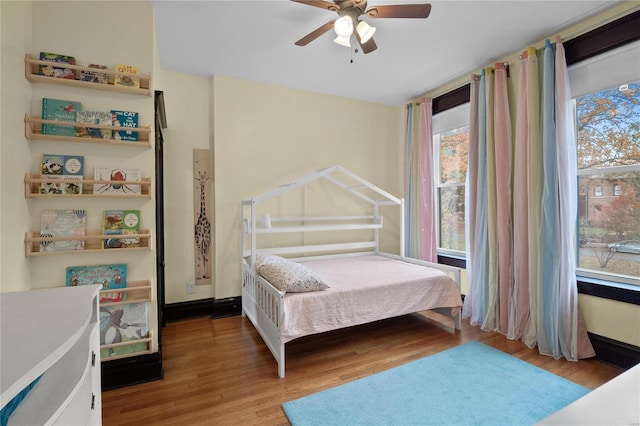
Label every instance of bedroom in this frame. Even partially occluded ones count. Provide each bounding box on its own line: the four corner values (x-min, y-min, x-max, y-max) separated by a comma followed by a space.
0, 0, 638, 424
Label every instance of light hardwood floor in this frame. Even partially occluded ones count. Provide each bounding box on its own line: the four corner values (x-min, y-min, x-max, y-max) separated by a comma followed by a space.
102, 313, 622, 426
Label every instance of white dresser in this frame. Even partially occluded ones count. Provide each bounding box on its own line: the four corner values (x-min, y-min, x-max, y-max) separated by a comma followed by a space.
0, 285, 102, 425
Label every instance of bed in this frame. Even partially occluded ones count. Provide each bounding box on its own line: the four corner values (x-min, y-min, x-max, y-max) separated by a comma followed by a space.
241, 166, 463, 378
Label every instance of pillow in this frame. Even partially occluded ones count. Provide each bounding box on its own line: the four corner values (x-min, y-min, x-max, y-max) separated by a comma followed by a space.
244, 253, 285, 269
257, 258, 329, 293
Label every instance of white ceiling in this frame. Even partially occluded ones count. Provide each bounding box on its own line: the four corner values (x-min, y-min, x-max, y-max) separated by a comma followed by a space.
152, 0, 618, 106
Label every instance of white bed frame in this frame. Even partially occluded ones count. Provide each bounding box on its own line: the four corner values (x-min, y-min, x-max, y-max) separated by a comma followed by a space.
241, 165, 462, 378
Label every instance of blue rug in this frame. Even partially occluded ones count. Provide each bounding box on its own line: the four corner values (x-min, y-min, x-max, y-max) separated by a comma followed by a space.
282, 341, 589, 426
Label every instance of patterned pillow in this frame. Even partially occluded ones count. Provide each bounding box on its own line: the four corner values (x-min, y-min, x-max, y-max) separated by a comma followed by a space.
257, 257, 329, 293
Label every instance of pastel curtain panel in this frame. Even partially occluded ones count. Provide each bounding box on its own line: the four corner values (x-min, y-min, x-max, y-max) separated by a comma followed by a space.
404, 98, 437, 262
464, 38, 594, 361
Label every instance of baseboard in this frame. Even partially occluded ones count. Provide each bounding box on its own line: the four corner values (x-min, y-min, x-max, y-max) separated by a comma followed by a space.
589, 332, 640, 370
101, 351, 164, 391
163, 296, 242, 322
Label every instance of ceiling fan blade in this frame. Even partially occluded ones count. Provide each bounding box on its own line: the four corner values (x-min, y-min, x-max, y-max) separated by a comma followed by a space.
295, 20, 336, 46
291, 0, 340, 12
366, 3, 431, 19
356, 32, 378, 54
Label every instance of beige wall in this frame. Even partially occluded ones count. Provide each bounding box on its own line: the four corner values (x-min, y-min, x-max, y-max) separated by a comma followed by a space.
0, 0, 157, 349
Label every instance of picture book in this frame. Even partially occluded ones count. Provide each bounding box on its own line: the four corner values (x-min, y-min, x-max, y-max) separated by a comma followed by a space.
38, 52, 76, 79
93, 167, 142, 195
40, 154, 84, 195
80, 63, 108, 84
65, 263, 127, 303
114, 64, 140, 88
75, 111, 112, 139
103, 209, 141, 249
42, 98, 81, 137
100, 302, 148, 358
40, 209, 86, 252
111, 110, 139, 141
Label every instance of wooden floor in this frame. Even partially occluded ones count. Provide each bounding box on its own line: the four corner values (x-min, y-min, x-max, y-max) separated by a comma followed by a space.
102, 313, 622, 426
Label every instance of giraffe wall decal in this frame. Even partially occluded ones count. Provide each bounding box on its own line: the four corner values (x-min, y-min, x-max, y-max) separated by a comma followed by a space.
193, 149, 212, 285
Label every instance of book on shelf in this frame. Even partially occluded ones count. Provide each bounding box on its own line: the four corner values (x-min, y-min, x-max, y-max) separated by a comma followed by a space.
38, 52, 76, 79
66, 263, 127, 303
79, 63, 108, 84
103, 209, 141, 249
111, 110, 139, 141
114, 64, 140, 88
41, 98, 81, 137
40, 154, 84, 195
40, 209, 86, 252
93, 167, 142, 195
100, 302, 148, 358
75, 111, 112, 139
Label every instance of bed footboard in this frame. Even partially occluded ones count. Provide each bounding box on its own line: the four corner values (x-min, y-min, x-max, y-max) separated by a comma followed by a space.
242, 260, 287, 378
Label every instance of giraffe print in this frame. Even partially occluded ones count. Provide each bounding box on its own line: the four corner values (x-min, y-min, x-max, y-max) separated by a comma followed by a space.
194, 171, 211, 279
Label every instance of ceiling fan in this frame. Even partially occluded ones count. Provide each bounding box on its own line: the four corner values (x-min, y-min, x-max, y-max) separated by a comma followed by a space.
291, 0, 432, 54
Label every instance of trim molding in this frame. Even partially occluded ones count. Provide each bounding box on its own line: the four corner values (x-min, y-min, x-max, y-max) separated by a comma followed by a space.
589, 332, 640, 370
101, 351, 163, 391
163, 296, 243, 322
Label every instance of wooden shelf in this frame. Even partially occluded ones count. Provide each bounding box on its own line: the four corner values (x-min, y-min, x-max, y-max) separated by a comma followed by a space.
25, 54, 151, 96
99, 279, 152, 306
100, 331, 152, 362
25, 173, 151, 198
25, 229, 152, 257
25, 114, 152, 147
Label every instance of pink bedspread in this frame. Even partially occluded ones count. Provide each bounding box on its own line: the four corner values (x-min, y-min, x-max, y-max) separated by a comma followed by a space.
280, 255, 462, 343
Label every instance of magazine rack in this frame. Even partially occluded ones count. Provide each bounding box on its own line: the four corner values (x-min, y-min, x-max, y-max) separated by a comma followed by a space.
24, 229, 152, 256
25, 54, 152, 96
24, 173, 152, 198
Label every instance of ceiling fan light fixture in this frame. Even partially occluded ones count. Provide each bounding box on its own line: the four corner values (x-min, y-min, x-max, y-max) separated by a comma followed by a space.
356, 21, 376, 43
333, 15, 353, 47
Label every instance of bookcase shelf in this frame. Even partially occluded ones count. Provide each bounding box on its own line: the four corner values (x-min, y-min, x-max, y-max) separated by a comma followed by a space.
24, 229, 152, 257
25, 114, 152, 147
25, 54, 152, 96
24, 173, 152, 198
100, 332, 153, 362
99, 279, 152, 307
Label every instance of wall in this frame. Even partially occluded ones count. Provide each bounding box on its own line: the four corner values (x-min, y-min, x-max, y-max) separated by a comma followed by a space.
213, 76, 401, 298
0, 1, 157, 350
420, 1, 640, 348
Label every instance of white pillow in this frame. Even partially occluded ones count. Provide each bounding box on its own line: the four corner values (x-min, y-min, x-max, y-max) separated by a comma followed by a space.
257, 257, 329, 293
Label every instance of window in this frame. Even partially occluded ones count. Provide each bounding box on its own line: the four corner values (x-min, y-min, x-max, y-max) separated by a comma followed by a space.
570, 40, 640, 285
433, 104, 469, 254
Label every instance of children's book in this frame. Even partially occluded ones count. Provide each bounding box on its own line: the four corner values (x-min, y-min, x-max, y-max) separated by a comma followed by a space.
93, 167, 142, 195
100, 302, 148, 358
40, 209, 86, 252
65, 263, 127, 303
103, 210, 141, 249
75, 111, 112, 139
111, 110, 139, 141
79, 63, 108, 84
40, 154, 84, 195
42, 98, 81, 136
38, 52, 76, 79
114, 64, 140, 88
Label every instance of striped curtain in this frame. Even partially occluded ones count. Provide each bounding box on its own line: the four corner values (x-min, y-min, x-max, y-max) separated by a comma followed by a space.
464, 38, 594, 361
404, 98, 437, 262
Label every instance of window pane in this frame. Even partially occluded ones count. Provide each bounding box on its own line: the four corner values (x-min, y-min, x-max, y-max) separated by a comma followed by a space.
576, 80, 640, 281
439, 126, 469, 184
439, 186, 465, 251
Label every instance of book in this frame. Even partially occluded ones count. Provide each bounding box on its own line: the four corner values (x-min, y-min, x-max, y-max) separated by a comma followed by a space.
38, 52, 76, 79
40, 154, 84, 195
75, 111, 112, 139
103, 209, 141, 249
65, 263, 127, 303
41, 98, 81, 136
40, 209, 86, 252
93, 167, 142, 195
80, 63, 108, 84
99, 302, 148, 358
114, 64, 140, 88
111, 110, 139, 141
